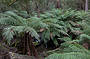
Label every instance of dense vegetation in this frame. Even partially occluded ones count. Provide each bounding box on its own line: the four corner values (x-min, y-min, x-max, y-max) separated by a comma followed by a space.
0, 0, 90, 59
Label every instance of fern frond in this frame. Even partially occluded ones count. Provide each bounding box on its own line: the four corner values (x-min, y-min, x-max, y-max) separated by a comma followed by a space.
46, 52, 90, 59
3, 26, 39, 44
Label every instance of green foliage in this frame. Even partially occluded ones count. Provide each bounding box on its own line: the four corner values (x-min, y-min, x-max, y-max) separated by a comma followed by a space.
46, 43, 90, 59
38, 9, 89, 45
79, 34, 90, 44
0, 11, 39, 44
0, 9, 89, 46
39, 9, 90, 59
0, 0, 90, 58
46, 52, 90, 59
3, 26, 39, 44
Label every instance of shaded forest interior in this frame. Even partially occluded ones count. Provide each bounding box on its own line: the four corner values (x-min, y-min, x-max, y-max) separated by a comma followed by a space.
0, 0, 90, 59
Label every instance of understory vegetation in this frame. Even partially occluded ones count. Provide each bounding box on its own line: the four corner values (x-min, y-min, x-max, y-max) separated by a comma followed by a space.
0, 9, 90, 59
0, 0, 90, 59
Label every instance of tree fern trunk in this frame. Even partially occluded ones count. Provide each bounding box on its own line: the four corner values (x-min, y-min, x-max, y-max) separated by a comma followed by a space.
29, 35, 39, 58
26, 33, 31, 56
22, 33, 26, 54
24, 33, 31, 56
37, 9, 40, 18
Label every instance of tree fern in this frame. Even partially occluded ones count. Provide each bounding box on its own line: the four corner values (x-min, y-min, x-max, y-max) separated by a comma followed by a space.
79, 34, 90, 44
0, 9, 89, 49
46, 43, 90, 59
3, 26, 39, 44
46, 52, 90, 59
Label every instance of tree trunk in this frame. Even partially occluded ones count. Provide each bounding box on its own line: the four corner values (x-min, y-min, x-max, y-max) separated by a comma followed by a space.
26, 3, 30, 14
35, 2, 40, 18
85, 0, 88, 11
56, 0, 60, 8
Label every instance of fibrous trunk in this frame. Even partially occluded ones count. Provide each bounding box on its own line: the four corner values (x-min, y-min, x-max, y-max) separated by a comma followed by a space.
24, 33, 39, 58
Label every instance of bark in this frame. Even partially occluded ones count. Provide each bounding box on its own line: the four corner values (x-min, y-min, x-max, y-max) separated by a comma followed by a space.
29, 35, 39, 58
25, 32, 39, 58
35, 2, 40, 18
37, 9, 40, 18
83, 43, 89, 49
85, 0, 88, 11
23, 34, 26, 54
26, 33, 31, 56
25, 3, 30, 14
56, 0, 60, 8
